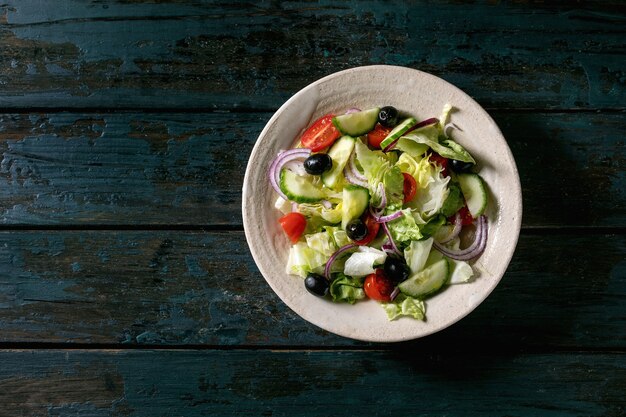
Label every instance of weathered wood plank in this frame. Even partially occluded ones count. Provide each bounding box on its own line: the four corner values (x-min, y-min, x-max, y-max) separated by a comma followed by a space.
0, 231, 623, 348
0, 1, 624, 109
0, 349, 624, 416
0, 111, 624, 227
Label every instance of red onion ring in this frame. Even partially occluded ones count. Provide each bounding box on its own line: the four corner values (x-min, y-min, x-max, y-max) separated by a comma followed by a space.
344, 165, 368, 187
268, 148, 311, 200
345, 107, 361, 114
436, 213, 462, 244
369, 207, 403, 223
372, 183, 386, 210
324, 244, 358, 280
348, 151, 367, 181
389, 287, 400, 301
291, 202, 298, 212
381, 222, 402, 256
433, 216, 488, 261
321, 200, 332, 209
383, 117, 440, 152
443, 122, 459, 138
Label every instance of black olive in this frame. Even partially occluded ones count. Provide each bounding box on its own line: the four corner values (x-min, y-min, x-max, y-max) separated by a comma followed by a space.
383, 257, 410, 283
378, 106, 399, 128
450, 159, 474, 173
303, 153, 333, 175
304, 273, 329, 297
346, 219, 368, 241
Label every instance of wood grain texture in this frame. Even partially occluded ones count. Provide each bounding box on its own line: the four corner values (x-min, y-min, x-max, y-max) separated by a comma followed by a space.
0, 1, 624, 110
0, 111, 624, 227
0, 349, 624, 417
0, 231, 623, 348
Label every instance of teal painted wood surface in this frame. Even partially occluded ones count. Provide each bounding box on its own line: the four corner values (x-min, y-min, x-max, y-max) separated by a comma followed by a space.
0, 349, 624, 417
0, 111, 624, 227
0, 1, 624, 414
0, 1, 624, 110
0, 231, 623, 348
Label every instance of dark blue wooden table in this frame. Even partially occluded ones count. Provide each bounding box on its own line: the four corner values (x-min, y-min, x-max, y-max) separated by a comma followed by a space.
0, 1, 624, 415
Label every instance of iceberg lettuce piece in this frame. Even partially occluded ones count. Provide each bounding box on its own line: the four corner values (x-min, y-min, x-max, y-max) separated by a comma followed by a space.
397, 153, 434, 189
305, 230, 337, 257
330, 273, 365, 304
448, 259, 474, 284
410, 161, 450, 218
441, 182, 464, 217
285, 242, 329, 278
274, 197, 292, 214
404, 237, 434, 274
381, 294, 426, 321
386, 209, 423, 244
343, 247, 387, 277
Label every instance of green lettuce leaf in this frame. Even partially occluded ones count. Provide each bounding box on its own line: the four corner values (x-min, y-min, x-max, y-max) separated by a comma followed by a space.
386, 209, 423, 245
330, 273, 365, 304
441, 182, 464, 217
396, 153, 434, 189
440, 139, 475, 164
409, 158, 450, 218
404, 237, 434, 274
381, 294, 426, 321
343, 247, 387, 277
304, 230, 337, 257
383, 165, 405, 210
285, 242, 329, 278
421, 214, 446, 237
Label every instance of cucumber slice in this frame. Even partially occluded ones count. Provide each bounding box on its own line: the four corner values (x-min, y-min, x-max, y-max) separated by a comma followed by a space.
398, 258, 450, 298
279, 169, 326, 203
321, 135, 356, 189
457, 173, 487, 218
379, 117, 417, 149
333, 108, 380, 136
341, 185, 370, 229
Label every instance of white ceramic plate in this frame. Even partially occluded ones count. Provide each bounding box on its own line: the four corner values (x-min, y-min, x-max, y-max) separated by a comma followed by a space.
242, 65, 522, 342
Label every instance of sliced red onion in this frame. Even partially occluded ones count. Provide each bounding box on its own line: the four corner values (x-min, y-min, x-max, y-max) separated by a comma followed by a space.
436, 213, 462, 244
268, 148, 311, 200
344, 165, 368, 187
443, 122, 460, 138
406, 117, 440, 134
381, 222, 402, 256
370, 208, 404, 223
283, 159, 307, 176
348, 151, 367, 181
433, 216, 488, 261
324, 244, 357, 280
321, 200, 332, 209
383, 139, 399, 152
389, 287, 400, 301
345, 107, 361, 114
291, 202, 298, 212
372, 182, 386, 210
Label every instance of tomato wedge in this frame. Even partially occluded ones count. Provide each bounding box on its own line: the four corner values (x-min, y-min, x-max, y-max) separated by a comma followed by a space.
353, 213, 380, 246
367, 123, 392, 148
402, 172, 417, 203
278, 212, 306, 243
300, 114, 341, 152
363, 269, 394, 301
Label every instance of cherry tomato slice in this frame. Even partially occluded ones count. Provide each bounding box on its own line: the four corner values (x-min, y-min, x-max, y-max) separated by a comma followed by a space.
458, 205, 474, 225
402, 172, 417, 203
429, 152, 449, 177
367, 123, 392, 148
353, 213, 381, 246
278, 212, 307, 243
364, 269, 394, 301
300, 114, 341, 152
